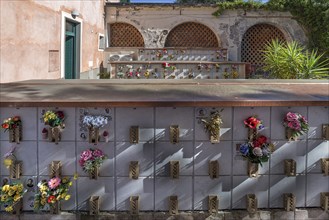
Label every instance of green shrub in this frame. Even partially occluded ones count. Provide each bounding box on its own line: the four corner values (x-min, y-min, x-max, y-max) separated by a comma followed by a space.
263, 39, 329, 79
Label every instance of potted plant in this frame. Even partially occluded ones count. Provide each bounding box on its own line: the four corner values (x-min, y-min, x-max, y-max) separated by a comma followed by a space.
0, 181, 26, 214
34, 177, 73, 214
42, 110, 65, 144
79, 148, 107, 179
82, 115, 108, 144
283, 112, 309, 141
1, 116, 22, 143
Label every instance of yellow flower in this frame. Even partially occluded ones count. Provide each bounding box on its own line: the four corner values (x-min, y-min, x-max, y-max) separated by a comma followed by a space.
11, 185, 18, 192
3, 158, 13, 168
64, 195, 71, 200
61, 193, 67, 199
73, 173, 79, 180
40, 199, 46, 206
1, 195, 8, 202
8, 190, 15, 196
40, 185, 48, 192
41, 192, 47, 198
62, 177, 68, 183
14, 194, 21, 202
2, 184, 10, 192
17, 184, 23, 193
69, 181, 73, 186
5, 206, 13, 212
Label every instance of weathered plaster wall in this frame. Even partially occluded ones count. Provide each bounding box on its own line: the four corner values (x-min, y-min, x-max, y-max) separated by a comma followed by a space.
105, 6, 307, 62
0, 0, 105, 83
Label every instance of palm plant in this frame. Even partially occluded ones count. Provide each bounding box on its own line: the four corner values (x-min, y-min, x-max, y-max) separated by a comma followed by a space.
262, 39, 329, 79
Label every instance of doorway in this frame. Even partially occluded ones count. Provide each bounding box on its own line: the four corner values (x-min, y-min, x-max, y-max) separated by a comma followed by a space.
64, 20, 80, 79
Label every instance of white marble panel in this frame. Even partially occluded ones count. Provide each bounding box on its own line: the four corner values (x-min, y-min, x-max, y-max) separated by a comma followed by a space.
77, 142, 114, 177
155, 142, 193, 176
233, 107, 271, 141
270, 140, 307, 174
307, 140, 329, 173
76, 107, 114, 143
194, 141, 232, 176
115, 107, 154, 142
271, 107, 308, 140
38, 142, 76, 176
194, 176, 231, 210
232, 175, 269, 209
0, 107, 37, 141
306, 174, 329, 207
195, 107, 233, 141
77, 177, 114, 211
269, 175, 306, 208
0, 141, 37, 176
155, 177, 192, 211
38, 107, 76, 141
116, 142, 154, 177
308, 106, 329, 139
116, 177, 154, 211
155, 107, 193, 141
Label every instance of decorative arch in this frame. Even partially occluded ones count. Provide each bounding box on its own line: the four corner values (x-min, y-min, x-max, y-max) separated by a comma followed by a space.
241, 23, 286, 67
165, 22, 219, 47
109, 22, 144, 47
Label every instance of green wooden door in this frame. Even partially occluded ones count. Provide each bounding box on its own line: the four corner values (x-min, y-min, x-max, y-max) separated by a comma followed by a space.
64, 20, 80, 79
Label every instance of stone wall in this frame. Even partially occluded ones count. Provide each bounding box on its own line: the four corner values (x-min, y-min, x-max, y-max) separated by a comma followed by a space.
0, 0, 105, 83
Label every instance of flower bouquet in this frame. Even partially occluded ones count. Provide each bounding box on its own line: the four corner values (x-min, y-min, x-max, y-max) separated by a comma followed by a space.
79, 148, 107, 179
1, 116, 22, 143
244, 116, 264, 140
283, 112, 309, 141
82, 115, 108, 144
239, 135, 273, 165
200, 110, 223, 144
34, 177, 73, 214
42, 110, 65, 144
0, 182, 26, 213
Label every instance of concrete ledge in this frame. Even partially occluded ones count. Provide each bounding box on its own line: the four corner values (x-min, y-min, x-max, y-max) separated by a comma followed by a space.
1, 209, 328, 220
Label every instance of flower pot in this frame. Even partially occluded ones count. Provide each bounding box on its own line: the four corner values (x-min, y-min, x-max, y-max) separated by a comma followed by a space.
89, 167, 99, 180
50, 201, 60, 214
88, 127, 99, 144
286, 128, 298, 141
247, 161, 259, 178
248, 128, 258, 141
9, 126, 22, 144
48, 127, 61, 144
210, 128, 220, 144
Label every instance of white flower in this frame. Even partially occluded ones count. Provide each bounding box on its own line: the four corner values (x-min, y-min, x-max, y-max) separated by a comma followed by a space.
82, 115, 108, 128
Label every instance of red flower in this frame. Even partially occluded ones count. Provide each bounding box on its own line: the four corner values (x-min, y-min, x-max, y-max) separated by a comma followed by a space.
257, 135, 267, 144
253, 140, 261, 148
56, 111, 65, 120
13, 116, 20, 121
2, 123, 9, 129
47, 195, 56, 204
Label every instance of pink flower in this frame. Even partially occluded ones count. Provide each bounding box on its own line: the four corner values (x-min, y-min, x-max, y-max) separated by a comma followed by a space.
285, 112, 298, 122
48, 177, 61, 189
93, 149, 104, 158
81, 149, 92, 161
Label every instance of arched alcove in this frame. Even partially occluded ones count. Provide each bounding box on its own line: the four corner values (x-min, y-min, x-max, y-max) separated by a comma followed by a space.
241, 23, 286, 68
165, 22, 219, 47
109, 22, 144, 47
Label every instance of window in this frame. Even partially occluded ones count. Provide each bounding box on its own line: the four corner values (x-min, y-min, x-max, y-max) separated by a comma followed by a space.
98, 34, 105, 51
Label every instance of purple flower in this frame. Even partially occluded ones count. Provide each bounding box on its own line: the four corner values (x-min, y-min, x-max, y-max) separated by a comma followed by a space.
239, 143, 250, 156
285, 112, 298, 122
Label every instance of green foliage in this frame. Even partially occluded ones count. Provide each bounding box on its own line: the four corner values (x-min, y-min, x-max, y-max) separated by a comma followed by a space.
212, 0, 329, 55
98, 72, 111, 79
176, 0, 234, 3
263, 39, 329, 79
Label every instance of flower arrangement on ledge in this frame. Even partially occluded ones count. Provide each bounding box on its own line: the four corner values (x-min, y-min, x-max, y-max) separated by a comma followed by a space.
0, 182, 26, 212
43, 110, 65, 128
79, 148, 107, 179
283, 112, 309, 141
34, 177, 73, 211
239, 135, 274, 166
1, 116, 21, 132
